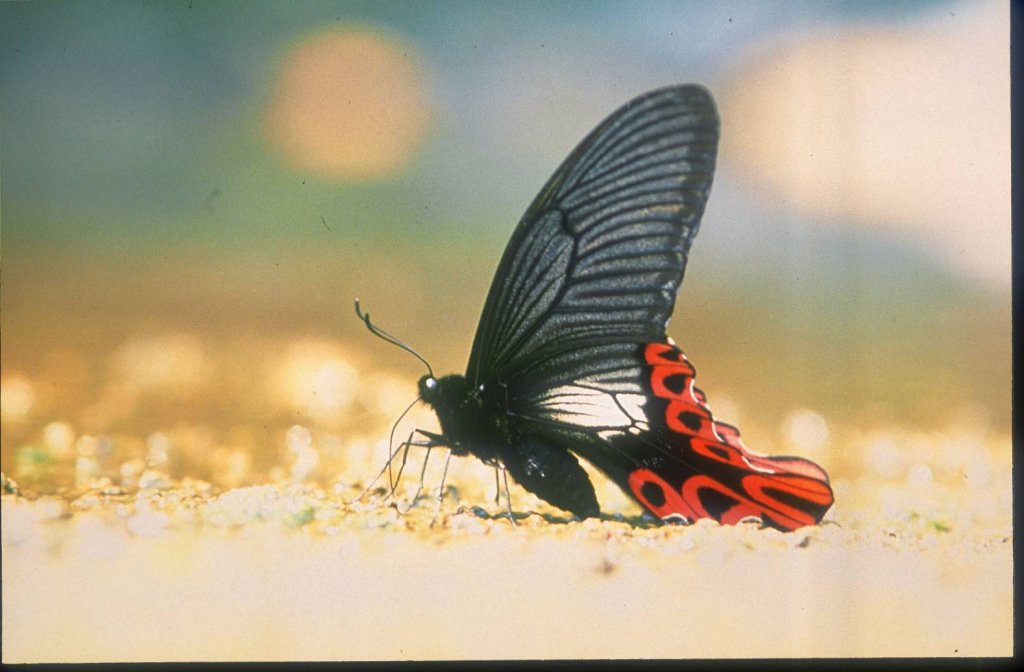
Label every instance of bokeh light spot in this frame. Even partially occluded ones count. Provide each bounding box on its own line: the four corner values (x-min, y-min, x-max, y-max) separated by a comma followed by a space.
270, 340, 359, 426
265, 27, 432, 181
783, 408, 829, 455
43, 422, 76, 458
1, 374, 35, 423
720, 0, 1009, 286
113, 333, 208, 394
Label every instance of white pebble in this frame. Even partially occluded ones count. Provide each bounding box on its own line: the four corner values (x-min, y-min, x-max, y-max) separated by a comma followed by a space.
138, 469, 172, 490
866, 436, 901, 478
126, 510, 171, 537
907, 463, 934, 489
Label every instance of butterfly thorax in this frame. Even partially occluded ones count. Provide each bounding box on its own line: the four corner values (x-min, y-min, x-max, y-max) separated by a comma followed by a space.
418, 374, 505, 462
419, 372, 602, 518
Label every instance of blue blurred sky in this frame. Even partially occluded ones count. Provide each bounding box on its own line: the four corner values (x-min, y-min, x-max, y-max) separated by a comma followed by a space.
2, 0, 975, 262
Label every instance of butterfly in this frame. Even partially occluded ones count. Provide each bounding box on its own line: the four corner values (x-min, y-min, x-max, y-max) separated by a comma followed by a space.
358, 85, 834, 531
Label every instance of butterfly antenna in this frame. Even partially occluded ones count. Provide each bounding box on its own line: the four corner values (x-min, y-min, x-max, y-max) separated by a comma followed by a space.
354, 299, 434, 378
386, 400, 420, 491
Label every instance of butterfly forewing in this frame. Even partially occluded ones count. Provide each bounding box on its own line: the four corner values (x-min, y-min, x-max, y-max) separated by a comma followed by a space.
466, 85, 719, 386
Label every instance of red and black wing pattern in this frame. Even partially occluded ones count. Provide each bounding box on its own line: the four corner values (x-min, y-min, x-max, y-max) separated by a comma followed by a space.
626, 342, 833, 530
505, 339, 833, 531
461, 85, 833, 530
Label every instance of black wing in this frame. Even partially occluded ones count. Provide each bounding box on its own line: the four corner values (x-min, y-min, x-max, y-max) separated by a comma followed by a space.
465, 85, 719, 386
460, 86, 832, 529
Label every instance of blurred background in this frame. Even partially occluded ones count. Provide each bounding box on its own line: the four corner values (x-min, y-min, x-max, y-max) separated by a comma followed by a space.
0, 0, 1010, 499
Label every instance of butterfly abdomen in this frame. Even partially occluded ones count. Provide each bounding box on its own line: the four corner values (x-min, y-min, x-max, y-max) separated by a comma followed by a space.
499, 439, 600, 519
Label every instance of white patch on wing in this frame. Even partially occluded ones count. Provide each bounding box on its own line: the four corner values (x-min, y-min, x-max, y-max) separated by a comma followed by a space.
627, 422, 651, 436
614, 393, 649, 423
536, 386, 650, 428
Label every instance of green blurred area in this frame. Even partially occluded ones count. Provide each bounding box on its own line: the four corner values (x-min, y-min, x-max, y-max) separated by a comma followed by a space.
1, 228, 1010, 438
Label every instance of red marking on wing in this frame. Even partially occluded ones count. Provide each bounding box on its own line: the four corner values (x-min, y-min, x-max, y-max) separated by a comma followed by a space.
634, 342, 835, 531
714, 422, 745, 450
690, 436, 748, 469
665, 399, 714, 436
628, 468, 698, 521
644, 342, 684, 366
628, 470, 820, 530
680, 475, 800, 527
650, 365, 695, 400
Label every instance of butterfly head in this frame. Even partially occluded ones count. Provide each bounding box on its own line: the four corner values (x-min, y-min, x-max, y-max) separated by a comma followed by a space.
417, 374, 440, 403
417, 373, 473, 408
417, 373, 495, 455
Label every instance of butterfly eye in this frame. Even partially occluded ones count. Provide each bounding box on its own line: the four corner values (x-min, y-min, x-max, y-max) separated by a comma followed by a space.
417, 375, 439, 401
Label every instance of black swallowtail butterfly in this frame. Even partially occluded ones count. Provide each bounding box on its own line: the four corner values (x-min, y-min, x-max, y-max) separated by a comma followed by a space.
359, 85, 833, 531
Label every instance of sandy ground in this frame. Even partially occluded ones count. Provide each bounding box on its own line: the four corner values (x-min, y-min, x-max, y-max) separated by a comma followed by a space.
0, 326, 1013, 661
1, 459, 1012, 661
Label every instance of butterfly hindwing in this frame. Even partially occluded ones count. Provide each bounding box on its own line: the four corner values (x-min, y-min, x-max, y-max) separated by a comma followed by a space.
509, 341, 834, 531
624, 342, 833, 530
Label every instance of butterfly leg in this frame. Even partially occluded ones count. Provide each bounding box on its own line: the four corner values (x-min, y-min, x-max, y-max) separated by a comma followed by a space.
501, 467, 517, 527
428, 449, 455, 529
391, 429, 451, 502
357, 428, 449, 502
397, 443, 434, 514
389, 429, 421, 497
437, 449, 453, 507
501, 440, 599, 520
357, 439, 407, 501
